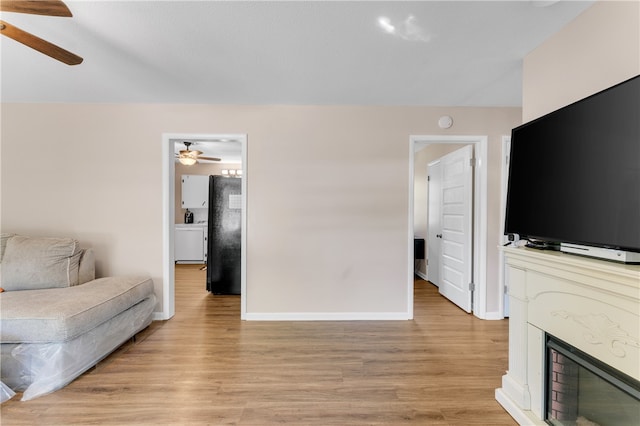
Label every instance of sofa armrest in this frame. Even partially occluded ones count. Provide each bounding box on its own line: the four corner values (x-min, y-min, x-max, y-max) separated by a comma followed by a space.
78, 248, 95, 284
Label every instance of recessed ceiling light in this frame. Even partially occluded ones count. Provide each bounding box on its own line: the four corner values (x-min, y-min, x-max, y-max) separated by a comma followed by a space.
378, 17, 396, 34
377, 15, 430, 43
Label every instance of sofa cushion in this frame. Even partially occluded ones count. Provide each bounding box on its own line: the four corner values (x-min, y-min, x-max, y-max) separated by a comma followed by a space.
0, 233, 14, 262
1, 236, 83, 291
0, 233, 15, 286
78, 248, 96, 285
0, 276, 154, 344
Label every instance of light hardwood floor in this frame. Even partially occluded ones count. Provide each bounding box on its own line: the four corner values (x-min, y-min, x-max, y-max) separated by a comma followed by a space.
1, 265, 516, 425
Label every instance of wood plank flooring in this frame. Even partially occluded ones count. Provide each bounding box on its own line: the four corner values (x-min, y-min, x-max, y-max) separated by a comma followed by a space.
1, 265, 516, 425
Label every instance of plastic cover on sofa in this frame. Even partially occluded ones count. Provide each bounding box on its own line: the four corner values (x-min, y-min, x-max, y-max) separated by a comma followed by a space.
1, 295, 155, 401
1, 380, 16, 403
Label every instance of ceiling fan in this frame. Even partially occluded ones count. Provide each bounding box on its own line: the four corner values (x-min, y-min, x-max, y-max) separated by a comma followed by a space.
176, 142, 221, 166
0, 0, 83, 65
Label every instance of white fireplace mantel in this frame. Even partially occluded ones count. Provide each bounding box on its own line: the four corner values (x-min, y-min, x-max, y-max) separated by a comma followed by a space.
495, 246, 640, 425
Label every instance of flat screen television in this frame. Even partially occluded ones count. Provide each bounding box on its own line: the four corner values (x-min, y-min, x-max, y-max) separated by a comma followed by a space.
504, 75, 640, 260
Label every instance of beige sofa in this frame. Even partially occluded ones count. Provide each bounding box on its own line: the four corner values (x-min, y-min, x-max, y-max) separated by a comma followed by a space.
0, 234, 156, 401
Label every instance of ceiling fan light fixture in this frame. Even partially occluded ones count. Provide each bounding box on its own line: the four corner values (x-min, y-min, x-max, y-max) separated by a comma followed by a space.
175, 141, 222, 163
179, 156, 197, 166
0, 0, 83, 65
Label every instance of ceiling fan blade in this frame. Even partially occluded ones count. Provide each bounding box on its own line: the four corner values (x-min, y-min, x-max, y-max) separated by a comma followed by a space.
0, 20, 83, 65
0, 0, 72, 17
198, 156, 221, 162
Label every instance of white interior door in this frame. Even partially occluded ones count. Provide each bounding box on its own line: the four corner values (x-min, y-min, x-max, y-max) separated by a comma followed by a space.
438, 145, 473, 313
427, 160, 442, 286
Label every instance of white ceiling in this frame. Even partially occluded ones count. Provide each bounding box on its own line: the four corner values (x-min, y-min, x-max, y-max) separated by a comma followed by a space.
1, 0, 594, 106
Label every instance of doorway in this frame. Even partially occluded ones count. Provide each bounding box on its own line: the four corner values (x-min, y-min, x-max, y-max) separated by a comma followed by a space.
161, 133, 247, 320
409, 135, 489, 319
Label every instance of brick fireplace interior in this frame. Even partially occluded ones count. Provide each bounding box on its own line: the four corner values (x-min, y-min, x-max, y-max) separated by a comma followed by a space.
546, 335, 639, 426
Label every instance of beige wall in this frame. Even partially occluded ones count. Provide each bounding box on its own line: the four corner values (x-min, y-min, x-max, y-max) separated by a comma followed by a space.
1, 104, 520, 316
523, 0, 639, 121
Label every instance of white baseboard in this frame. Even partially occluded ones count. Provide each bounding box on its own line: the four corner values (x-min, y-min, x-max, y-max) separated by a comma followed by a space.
480, 310, 506, 320
244, 312, 412, 321
495, 388, 545, 426
152, 312, 170, 321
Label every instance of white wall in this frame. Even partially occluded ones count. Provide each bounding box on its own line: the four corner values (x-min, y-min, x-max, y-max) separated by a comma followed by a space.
1, 104, 520, 316
523, 0, 639, 121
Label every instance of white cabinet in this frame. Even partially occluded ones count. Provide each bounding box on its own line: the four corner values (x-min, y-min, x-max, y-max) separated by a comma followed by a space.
181, 175, 209, 209
175, 226, 207, 263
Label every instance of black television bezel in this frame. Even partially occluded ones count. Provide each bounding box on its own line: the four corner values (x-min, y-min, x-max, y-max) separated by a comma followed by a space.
504, 75, 640, 253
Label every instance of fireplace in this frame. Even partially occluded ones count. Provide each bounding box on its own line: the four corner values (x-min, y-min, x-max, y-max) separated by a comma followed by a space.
546, 335, 640, 426
496, 247, 640, 425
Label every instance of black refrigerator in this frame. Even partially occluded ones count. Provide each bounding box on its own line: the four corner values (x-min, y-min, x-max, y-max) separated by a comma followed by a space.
206, 175, 242, 294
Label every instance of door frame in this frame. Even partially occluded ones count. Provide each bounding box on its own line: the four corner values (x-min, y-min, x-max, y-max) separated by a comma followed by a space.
499, 135, 511, 318
426, 158, 441, 286
408, 135, 489, 319
160, 133, 248, 320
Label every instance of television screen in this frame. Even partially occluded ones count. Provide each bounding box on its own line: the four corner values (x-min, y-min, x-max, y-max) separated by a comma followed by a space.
505, 75, 640, 253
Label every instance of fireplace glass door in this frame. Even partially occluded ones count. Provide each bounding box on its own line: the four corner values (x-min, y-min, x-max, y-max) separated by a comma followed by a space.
546, 336, 640, 426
